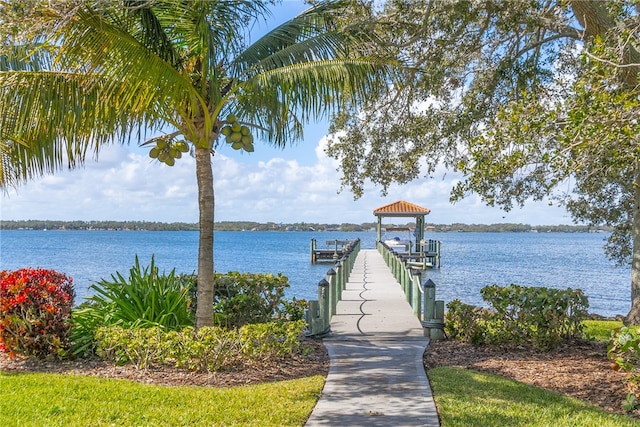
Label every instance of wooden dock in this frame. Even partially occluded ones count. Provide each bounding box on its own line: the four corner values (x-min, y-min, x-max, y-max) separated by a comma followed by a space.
305, 249, 441, 426
307, 239, 445, 339
310, 239, 358, 264
311, 238, 441, 269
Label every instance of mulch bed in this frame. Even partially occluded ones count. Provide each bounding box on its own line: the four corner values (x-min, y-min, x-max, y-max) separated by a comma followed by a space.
0, 338, 329, 388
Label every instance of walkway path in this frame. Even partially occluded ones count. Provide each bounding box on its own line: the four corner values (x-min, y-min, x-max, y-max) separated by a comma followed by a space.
305, 249, 440, 426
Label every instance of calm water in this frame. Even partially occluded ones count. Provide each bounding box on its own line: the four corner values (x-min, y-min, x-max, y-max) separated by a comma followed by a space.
0, 230, 630, 317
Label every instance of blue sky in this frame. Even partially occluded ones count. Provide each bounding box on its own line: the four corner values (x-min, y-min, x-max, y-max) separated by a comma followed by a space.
0, 1, 573, 226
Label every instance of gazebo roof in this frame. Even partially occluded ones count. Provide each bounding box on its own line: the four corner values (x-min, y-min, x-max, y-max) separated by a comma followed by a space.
373, 200, 431, 217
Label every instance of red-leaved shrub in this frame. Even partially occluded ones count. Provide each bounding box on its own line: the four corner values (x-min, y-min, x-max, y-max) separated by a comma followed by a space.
0, 268, 75, 358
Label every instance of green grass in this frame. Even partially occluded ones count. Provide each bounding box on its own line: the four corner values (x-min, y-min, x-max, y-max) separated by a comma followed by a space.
583, 320, 624, 342
429, 367, 637, 427
0, 372, 324, 426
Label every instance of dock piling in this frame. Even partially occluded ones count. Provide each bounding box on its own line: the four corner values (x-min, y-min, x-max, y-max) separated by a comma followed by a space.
430, 300, 446, 340
411, 269, 422, 318
327, 268, 337, 316
307, 300, 321, 335
318, 279, 330, 333
423, 279, 436, 320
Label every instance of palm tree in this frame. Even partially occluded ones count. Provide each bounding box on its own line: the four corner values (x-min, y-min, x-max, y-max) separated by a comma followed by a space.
0, 0, 391, 328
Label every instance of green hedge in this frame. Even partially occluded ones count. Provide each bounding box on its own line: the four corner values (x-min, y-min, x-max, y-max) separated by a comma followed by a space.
608, 326, 640, 412
446, 284, 589, 349
185, 271, 295, 328
95, 320, 307, 371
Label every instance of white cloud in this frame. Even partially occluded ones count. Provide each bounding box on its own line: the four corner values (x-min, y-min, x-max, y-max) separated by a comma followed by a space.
1, 135, 573, 226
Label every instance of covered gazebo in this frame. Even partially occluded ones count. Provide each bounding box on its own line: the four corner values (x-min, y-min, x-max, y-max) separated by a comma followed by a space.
373, 200, 431, 252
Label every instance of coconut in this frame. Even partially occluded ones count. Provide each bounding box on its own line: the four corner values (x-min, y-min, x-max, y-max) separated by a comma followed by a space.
176, 141, 189, 152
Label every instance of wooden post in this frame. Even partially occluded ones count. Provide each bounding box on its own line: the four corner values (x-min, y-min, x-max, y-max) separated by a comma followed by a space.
335, 260, 343, 300
416, 215, 424, 253
393, 255, 399, 281
341, 257, 348, 290
327, 268, 337, 315
403, 261, 411, 303
435, 300, 445, 321
308, 300, 321, 335
332, 239, 339, 261
318, 279, 330, 332
350, 240, 359, 270
423, 279, 436, 321
310, 238, 316, 264
430, 300, 445, 340
411, 269, 422, 318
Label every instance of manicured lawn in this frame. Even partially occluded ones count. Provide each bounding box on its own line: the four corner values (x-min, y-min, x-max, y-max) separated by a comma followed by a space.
429, 367, 636, 427
0, 372, 324, 426
583, 319, 624, 342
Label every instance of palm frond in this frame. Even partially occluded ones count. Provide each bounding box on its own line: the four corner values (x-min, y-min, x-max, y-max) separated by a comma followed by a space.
237, 57, 393, 147
59, 8, 203, 114
122, 0, 183, 68
234, 0, 345, 64
0, 43, 54, 72
232, 0, 381, 76
221, 0, 397, 147
0, 69, 172, 188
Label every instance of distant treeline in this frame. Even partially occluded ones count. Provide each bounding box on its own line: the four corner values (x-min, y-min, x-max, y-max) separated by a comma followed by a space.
0, 220, 199, 231
1, 220, 606, 233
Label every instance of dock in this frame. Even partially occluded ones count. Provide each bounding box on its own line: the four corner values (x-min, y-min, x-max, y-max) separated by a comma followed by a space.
310, 239, 358, 264
305, 249, 441, 426
311, 237, 441, 269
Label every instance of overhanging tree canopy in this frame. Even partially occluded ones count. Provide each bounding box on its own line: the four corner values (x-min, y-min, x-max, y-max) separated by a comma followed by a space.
326, 0, 640, 323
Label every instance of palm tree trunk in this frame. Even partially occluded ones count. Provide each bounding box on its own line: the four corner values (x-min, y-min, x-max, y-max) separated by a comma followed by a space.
195, 146, 215, 329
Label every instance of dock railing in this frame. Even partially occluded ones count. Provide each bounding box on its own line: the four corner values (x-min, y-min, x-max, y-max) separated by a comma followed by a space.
307, 239, 360, 336
377, 240, 445, 339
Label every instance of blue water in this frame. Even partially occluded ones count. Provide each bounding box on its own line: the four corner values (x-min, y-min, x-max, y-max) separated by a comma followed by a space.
0, 230, 630, 317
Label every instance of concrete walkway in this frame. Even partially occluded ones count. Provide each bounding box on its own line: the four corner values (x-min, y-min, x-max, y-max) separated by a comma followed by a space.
305, 249, 440, 426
